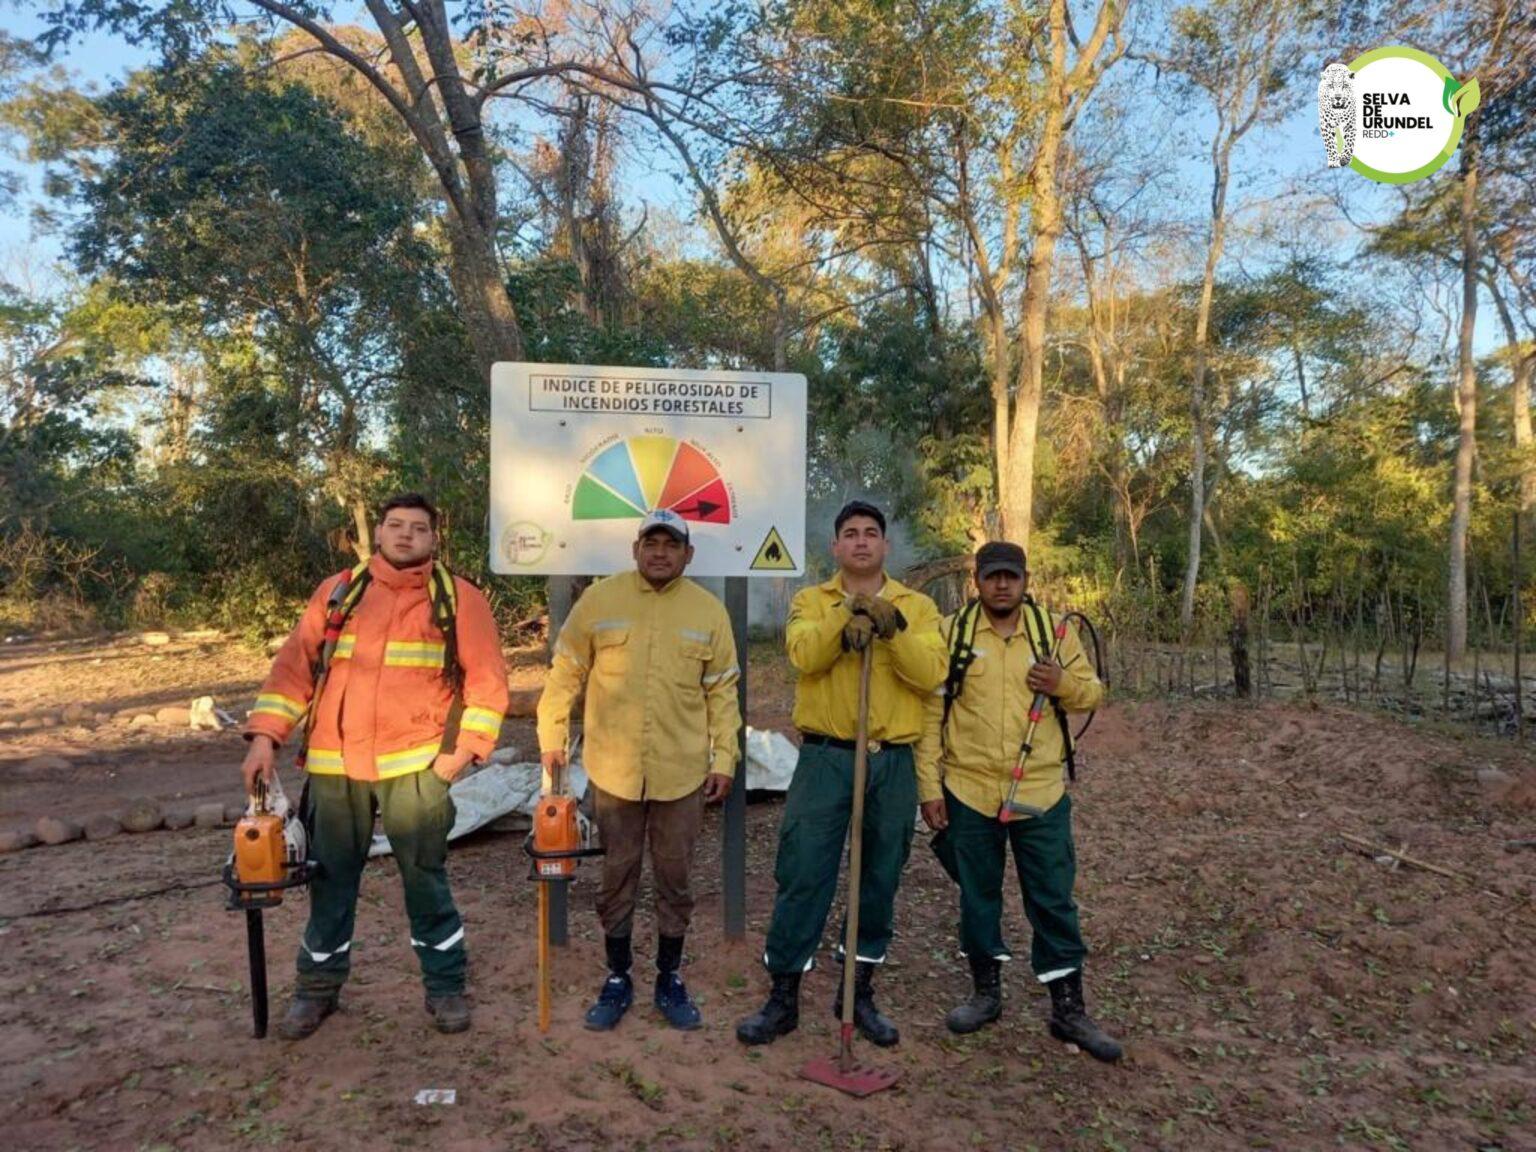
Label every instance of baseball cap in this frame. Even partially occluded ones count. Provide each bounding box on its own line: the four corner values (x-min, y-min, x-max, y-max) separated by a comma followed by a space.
975, 541, 1026, 579
637, 508, 690, 543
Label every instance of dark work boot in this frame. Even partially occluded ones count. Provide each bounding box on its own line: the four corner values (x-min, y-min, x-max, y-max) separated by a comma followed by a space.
654, 933, 701, 1030
832, 960, 899, 1047
584, 934, 634, 1032
945, 955, 1003, 1035
276, 994, 336, 1041
735, 972, 801, 1045
1047, 970, 1122, 1063
425, 993, 471, 1034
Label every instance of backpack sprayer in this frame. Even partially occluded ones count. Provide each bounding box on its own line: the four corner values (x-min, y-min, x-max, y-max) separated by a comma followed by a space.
522, 740, 603, 1032
998, 608, 1105, 823
221, 775, 318, 1038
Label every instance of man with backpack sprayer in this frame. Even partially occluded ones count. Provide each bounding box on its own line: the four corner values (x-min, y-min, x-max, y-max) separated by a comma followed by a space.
240, 493, 510, 1039
737, 500, 947, 1056
537, 508, 742, 1031
916, 541, 1122, 1061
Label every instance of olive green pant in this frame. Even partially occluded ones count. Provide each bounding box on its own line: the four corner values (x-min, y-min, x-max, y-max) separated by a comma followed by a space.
763, 741, 917, 973
940, 787, 1086, 976
295, 770, 464, 999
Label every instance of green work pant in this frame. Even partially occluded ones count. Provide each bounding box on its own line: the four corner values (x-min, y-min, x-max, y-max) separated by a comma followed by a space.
295, 770, 465, 999
942, 787, 1085, 977
763, 741, 917, 973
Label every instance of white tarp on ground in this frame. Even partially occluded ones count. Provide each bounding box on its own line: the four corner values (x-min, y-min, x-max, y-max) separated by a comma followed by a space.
744, 727, 799, 791
367, 729, 800, 857
368, 748, 587, 858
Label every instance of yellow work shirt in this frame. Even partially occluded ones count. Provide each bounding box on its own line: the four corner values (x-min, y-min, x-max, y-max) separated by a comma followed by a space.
537, 571, 742, 801
916, 602, 1104, 815
787, 574, 947, 743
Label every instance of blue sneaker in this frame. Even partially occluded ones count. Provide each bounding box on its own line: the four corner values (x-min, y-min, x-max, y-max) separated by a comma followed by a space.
654, 971, 702, 1031
584, 973, 633, 1031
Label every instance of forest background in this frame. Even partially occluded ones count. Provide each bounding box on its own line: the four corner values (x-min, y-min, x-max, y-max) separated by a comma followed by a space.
2, 0, 1532, 718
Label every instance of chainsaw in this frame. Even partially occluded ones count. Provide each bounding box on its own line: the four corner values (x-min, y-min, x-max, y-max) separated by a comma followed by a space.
522, 743, 603, 1032
221, 775, 318, 1038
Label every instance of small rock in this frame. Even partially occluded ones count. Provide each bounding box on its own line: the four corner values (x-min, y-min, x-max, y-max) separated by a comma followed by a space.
0, 829, 39, 853
23, 755, 72, 773
163, 808, 194, 831
155, 706, 192, 727
131, 714, 157, 729
84, 814, 123, 841
140, 631, 171, 647
36, 817, 83, 845
194, 802, 227, 829
122, 799, 164, 833
60, 702, 91, 725
0, 719, 17, 731
39, 716, 57, 728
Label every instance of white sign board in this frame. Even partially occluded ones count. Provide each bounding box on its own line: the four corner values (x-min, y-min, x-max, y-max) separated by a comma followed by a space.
490, 363, 807, 577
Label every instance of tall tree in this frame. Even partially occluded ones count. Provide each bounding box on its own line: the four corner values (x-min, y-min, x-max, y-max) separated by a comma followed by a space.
1005, 0, 1126, 546
1442, 0, 1517, 659
1158, 0, 1307, 629
36, 0, 586, 377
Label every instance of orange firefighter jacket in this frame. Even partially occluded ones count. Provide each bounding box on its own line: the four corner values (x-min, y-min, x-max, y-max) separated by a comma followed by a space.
245, 554, 510, 781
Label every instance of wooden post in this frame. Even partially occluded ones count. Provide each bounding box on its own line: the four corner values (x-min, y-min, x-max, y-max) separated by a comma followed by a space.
546, 575, 575, 946
1516, 512, 1524, 742
1229, 581, 1251, 698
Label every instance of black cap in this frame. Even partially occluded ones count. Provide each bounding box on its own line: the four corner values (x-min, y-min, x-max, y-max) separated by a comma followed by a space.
834, 499, 886, 536
975, 541, 1026, 579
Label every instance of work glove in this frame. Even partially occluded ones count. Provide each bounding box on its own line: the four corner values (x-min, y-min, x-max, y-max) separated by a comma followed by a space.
842, 614, 877, 652
847, 593, 907, 640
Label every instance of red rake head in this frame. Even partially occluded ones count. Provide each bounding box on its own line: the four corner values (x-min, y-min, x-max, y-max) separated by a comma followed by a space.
799, 1054, 900, 1098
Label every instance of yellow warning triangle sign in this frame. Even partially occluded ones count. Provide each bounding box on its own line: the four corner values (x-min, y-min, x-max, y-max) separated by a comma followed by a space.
750, 526, 796, 571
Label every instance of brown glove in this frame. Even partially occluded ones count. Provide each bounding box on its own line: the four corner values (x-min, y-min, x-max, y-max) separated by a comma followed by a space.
847, 593, 907, 640
842, 614, 876, 652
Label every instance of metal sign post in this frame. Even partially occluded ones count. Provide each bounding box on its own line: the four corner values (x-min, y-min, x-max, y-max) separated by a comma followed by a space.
724, 577, 749, 940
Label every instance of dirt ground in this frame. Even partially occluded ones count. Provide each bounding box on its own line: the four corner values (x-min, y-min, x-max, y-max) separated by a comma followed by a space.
1, 632, 1534, 1151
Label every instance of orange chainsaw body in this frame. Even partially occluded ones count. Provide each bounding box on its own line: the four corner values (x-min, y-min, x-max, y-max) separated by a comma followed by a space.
532, 794, 582, 879
233, 811, 288, 896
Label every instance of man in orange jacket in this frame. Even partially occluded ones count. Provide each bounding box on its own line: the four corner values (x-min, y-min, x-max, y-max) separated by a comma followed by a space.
241, 493, 509, 1040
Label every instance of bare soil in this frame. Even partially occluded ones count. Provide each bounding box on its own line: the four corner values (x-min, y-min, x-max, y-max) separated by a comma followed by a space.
1, 632, 1534, 1151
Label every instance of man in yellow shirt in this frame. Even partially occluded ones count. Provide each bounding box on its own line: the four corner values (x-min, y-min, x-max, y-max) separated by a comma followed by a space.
916, 541, 1121, 1061
537, 509, 741, 1031
737, 500, 947, 1048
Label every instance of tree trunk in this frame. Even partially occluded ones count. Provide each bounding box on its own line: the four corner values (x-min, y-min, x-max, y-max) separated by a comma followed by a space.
1180, 154, 1230, 630
1447, 121, 1480, 661
350, 499, 373, 562
1488, 276, 1536, 522
986, 307, 1012, 536
1004, 0, 1070, 549
444, 210, 525, 375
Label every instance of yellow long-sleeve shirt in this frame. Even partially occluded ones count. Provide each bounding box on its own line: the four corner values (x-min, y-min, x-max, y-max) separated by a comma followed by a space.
787, 574, 947, 743
536, 571, 741, 801
916, 602, 1104, 814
